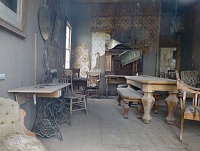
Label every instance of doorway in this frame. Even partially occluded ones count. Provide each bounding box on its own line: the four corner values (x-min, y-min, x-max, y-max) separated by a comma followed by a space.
157, 47, 180, 78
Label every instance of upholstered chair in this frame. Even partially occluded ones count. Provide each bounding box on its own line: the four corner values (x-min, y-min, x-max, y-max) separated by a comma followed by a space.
181, 70, 200, 87
176, 71, 200, 141
0, 97, 46, 151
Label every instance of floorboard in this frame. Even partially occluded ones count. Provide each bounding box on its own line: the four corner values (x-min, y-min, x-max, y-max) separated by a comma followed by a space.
38, 98, 200, 151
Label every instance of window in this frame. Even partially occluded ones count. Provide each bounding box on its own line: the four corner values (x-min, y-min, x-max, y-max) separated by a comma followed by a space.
65, 22, 72, 69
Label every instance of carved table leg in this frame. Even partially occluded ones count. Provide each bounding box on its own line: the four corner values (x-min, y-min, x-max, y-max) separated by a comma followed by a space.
153, 94, 161, 114
124, 100, 129, 119
136, 103, 143, 119
141, 92, 155, 124
117, 95, 121, 106
165, 92, 179, 124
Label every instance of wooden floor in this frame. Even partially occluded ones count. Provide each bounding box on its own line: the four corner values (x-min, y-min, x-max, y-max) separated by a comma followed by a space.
39, 98, 200, 151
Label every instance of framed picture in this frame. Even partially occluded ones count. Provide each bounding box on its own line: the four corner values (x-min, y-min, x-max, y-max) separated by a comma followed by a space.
52, 16, 62, 45
0, 0, 27, 38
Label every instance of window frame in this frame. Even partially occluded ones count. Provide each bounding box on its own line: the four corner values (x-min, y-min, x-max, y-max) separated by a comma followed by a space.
65, 22, 72, 69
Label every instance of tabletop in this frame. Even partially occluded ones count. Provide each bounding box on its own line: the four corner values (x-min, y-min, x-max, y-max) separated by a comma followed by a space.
105, 75, 126, 78
8, 83, 70, 93
125, 76, 176, 84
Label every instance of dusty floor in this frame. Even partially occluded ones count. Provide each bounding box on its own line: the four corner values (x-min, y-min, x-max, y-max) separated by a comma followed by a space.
38, 97, 200, 151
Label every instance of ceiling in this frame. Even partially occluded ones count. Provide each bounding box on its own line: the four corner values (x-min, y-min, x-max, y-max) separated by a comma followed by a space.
73, 0, 200, 14
73, 0, 199, 5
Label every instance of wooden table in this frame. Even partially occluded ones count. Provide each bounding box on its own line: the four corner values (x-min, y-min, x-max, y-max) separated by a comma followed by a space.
105, 75, 126, 97
8, 83, 70, 99
125, 76, 179, 124
8, 83, 71, 141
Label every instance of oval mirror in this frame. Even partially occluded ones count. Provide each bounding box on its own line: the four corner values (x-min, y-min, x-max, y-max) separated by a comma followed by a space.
38, 5, 50, 41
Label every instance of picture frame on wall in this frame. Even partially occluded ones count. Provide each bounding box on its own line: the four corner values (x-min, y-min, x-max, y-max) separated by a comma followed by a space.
0, 0, 27, 38
52, 16, 62, 46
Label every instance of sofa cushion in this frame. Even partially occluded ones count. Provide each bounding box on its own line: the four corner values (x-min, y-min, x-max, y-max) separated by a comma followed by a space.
185, 105, 200, 113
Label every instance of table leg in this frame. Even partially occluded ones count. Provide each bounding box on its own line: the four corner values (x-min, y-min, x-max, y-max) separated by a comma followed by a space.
141, 92, 155, 124
165, 92, 179, 124
32, 98, 63, 142
106, 78, 108, 98
123, 101, 129, 119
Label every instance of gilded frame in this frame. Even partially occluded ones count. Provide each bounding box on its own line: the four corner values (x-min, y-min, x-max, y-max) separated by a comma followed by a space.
52, 16, 62, 45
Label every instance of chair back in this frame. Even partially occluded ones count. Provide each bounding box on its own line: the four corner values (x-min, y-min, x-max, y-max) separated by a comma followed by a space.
181, 70, 199, 87
70, 68, 80, 78
0, 97, 23, 142
63, 69, 73, 92
87, 71, 101, 88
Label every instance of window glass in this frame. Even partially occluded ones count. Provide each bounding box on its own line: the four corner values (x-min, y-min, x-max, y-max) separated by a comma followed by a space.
65, 22, 72, 69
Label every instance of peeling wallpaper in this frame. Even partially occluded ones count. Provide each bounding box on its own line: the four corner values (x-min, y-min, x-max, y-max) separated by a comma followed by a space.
71, 42, 90, 77
91, 33, 110, 69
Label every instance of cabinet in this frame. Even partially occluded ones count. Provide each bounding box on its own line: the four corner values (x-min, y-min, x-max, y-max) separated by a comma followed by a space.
105, 50, 133, 75
105, 55, 112, 71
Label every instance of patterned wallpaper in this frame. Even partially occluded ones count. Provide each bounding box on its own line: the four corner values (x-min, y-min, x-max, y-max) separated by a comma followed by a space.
71, 42, 90, 77
90, 0, 161, 51
71, 0, 161, 78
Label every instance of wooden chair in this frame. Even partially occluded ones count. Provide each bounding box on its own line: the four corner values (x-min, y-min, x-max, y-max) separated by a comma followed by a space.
176, 70, 200, 141
62, 69, 88, 115
87, 71, 101, 97
70, 68, 80, 78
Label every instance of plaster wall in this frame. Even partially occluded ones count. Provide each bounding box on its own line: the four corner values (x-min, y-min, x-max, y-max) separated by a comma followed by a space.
71, 4, 91, 77
0, 0, 43, 129
0, 0, 72, 129
143, 39, 158, 76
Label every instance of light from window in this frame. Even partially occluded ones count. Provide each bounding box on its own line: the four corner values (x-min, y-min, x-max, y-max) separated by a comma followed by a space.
65, 22, 72, 69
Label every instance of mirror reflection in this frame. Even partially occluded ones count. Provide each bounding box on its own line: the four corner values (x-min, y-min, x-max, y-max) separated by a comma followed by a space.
38, 5, 50, 41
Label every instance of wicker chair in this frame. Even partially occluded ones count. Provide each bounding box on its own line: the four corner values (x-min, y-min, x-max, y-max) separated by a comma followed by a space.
0, 97, 46, 151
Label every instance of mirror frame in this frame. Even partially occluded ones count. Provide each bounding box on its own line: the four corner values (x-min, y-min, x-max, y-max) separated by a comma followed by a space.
38, 5, 50, 41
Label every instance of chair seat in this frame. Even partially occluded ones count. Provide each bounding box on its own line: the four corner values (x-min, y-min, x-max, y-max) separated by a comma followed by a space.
185, 105, 200, 113
1, 134, 46, 151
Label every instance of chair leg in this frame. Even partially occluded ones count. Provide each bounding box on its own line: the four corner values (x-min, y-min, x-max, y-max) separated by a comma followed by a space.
84, 96, 88, 116
180, 115, 185, 141
70, 99, 73, 115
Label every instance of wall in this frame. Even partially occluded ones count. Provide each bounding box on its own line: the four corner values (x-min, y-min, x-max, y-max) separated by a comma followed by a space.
71, 1, 161, 95
71, 4, 91, 77
0, 0, 72, 129
181, 2, 200, 71
0, 0, 43, 129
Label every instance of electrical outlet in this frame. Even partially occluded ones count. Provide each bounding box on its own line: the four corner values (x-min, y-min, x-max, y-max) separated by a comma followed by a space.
0, 73, 5, 80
